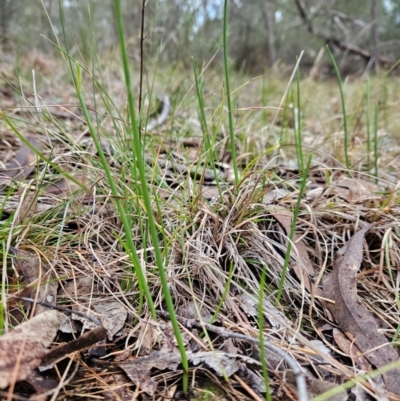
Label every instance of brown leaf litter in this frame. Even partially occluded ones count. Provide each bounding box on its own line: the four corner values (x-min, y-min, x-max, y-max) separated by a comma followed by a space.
3, 148, 400, 399
8, 247, 58, 318
3, 73, 400, 400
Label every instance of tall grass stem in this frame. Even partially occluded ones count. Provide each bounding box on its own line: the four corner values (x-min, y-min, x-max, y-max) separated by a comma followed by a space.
365, 79, 371, 169
295, 59, 304, 173
326, 46, 350, 170
223, 0, 239, 187
275, 155, 312, 305
114, 0, 189, 390
374, 103, 379, 183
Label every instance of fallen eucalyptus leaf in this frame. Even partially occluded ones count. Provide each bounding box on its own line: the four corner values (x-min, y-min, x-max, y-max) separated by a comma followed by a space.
0, 310, 61, 389
323, 227, 400, 395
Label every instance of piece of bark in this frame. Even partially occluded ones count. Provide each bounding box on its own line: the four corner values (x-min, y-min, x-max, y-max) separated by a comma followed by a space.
41, 326, 107, 366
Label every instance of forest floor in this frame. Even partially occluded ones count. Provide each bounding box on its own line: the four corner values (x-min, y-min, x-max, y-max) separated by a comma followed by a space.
1, 53, 400, 401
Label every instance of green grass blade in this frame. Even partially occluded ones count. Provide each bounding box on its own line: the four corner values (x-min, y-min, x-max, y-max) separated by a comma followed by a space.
310, 359, 400, 401
374, 103, 379, 183
192, 58, 223, 198
366, 79, 371, 170
210, 261, 234, 324
295, 59, 304, 173
114, 0, 189, 390
275, 155, 312, 305
326, 46, 350, 170
223, 0, 239, 187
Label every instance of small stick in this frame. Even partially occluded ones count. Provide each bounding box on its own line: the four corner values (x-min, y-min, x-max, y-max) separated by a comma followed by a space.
157, 310, 308, 401
41, 326, 107, 366
233, 373, 264, 401
6, 294, 102, 326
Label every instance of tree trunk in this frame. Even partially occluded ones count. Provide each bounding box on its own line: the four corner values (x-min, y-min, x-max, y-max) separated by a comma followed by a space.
262, 0, 277, 67
0, 0, 11, 51
371, 0, 379, 71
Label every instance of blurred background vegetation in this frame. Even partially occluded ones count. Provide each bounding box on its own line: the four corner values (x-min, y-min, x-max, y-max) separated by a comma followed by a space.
0, 0, 399, 77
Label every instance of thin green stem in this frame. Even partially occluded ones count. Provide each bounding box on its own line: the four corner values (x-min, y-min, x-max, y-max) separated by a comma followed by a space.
192, 58, 222, 198
223, 0, 239, 187
275, 155, 312, 305
211, 261, 234, 324
326, 46, 350, 170
311, 359, 400, 401
374, 103, 379, 183
366, 79, 371, 170
114, 0, 189, 391
295, 60, 304, 173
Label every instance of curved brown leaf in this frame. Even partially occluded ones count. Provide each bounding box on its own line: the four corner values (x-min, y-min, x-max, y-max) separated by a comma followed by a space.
323, 227, 400, 396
